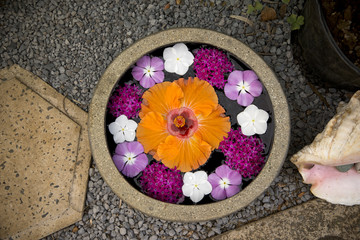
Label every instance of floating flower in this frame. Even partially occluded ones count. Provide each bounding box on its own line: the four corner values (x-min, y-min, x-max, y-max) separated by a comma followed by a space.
132, 56, 165, 88
136, 77, 231, 172
193, 48, 234, 89
139, 162, 184, 204
237, 104, 269, 136
219, 128, 265, 178
107, 84, 143, 118
182, 171, 212, 203
224, 70, 262, 106
208, 165, 242, 200
163, 43, 194, 75
108, 115, 138, 144
112, 141, 148, 177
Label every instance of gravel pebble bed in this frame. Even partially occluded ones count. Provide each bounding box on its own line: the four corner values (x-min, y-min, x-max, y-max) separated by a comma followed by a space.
0, 0, 355, 239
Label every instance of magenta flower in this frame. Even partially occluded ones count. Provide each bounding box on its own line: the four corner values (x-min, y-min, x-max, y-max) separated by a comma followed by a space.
193, 48, 234, 89
107, 84, 143, 119
139, 162, 184, 204
219, 128, 265, 178
132, 56, 164, 88
208, 165, 242, 200
113, 141, 148, 178
224, 70, 262, 106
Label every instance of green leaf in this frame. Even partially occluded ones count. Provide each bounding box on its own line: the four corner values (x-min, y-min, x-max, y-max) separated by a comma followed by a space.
247, 4, 255, 14
254, 1, 263, 11
335, 164, 354, 172
297, 15, 304, 25
287, 14, 297, 24
282, 0, 290, 4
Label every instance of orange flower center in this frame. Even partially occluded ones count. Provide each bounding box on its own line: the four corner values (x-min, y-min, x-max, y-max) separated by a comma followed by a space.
167, 107, 198, 139
174, 115, 186, 128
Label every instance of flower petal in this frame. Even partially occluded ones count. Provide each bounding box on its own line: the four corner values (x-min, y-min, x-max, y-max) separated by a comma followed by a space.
175, 62, 189, 75
157, 134, 212, 172
215, 165, 232, 179
211, 185, 226, 200
248, 79, 262, 97
241, 124, 256, 136
237, 91, 254, 106
140, 75, 155, 88
237, 111, 251, 126
227, 169, 242, 185
256, 109, 269, 122
139, 81, 183, 117
126, 120, 138, 130
244, 104, 259, 116
254, 121, 267, 135
242, 70, 258, 84
183, 172, 196, 184
173, 43, 189, 55
190, 188, 204, 203
176, 77, 218, 117
124, 130, 136, 141
224, 83, 239, 100
227, 70, 243, 85
132, 66, 145, 81
115, 115, 128, 126
164, 58, 178, 73
182, 184, 194, 197
225, 185, 240, 198
126, 141, 144, 156
113, 154, 126, 172
136, 112, 168, 154
113, 132, 125, 144
208, 172, 222, 188
198, 181, 212, 195
150, 57, 164, 70
136, 55, 151, 68
108, 122, 121, 134
197, 105, 230, 149
115, 142, 128, 155
180, 51, 194, 65
194, 170, 208, 182
152, 71, 164, 83
123, 153, 148, 177
163, 47, 177, 60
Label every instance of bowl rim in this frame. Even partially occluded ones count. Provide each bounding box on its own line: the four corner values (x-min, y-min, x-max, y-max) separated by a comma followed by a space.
88, 27, 290, 222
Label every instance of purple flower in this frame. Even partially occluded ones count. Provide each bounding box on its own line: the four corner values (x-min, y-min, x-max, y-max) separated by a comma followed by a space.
139, 162, 184, 204
132, 56, 164, 88
193, 48, 234, 89
219, 129, 265, 178
107, 84, 143, 119
208, 165, 242, 200
113, 141, 148, 178
224, 70, 262, 106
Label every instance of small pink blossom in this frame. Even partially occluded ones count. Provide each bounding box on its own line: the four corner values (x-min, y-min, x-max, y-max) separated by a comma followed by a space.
132, 56, 164, 88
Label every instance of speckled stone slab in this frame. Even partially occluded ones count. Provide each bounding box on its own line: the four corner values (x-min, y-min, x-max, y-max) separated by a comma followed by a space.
211, 199, 360, 240
0, 65, 91, 240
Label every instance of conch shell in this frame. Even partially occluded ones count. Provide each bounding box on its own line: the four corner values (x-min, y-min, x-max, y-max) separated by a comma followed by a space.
291, 91, 360, 206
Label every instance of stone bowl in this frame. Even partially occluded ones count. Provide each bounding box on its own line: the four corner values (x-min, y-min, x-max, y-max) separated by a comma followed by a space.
88, 28, 290, 222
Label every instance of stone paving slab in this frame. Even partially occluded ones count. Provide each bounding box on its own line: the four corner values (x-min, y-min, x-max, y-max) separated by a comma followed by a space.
0, 65, 91, 239
211, 199, 360, 240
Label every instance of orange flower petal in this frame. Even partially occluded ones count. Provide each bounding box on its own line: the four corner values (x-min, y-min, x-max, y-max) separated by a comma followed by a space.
136, 111, 168, 154
139, 81, 183, 118
157, 133, 212, 172
197, 105, 231, 149
176, 77, 218, 117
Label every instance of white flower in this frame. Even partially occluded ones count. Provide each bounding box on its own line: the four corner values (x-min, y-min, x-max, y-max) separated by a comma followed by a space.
108, 115, 138, 144
163, 43, 194, 75
237, 104, 269, 136
182, 171, 212, 203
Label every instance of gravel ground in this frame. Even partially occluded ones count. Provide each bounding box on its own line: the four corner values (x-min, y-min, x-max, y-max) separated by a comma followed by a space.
0, 0, 355, 239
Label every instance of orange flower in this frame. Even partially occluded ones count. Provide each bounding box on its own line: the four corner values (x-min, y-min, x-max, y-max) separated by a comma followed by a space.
136, 77, 231, 172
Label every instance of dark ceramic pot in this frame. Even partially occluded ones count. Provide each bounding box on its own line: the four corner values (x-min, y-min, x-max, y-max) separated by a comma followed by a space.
298, 0, 360, 88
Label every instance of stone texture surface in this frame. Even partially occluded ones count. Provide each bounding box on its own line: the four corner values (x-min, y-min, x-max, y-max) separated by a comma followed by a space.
0, 65, 91, 239
211, 199, 360, 240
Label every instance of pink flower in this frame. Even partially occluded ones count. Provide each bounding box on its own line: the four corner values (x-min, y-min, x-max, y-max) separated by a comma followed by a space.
132, 56, 164, 88
208, 165, 242, 200
112, 141, 148, 178
193, 48, 234, 89
219, 128, 265, 178
139, 162, 184, 204
224, 70, 262, 106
